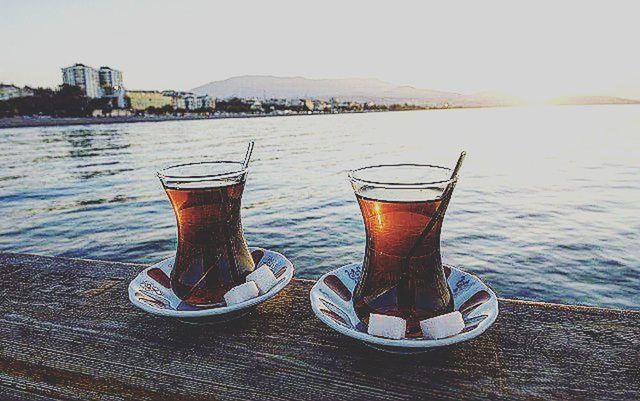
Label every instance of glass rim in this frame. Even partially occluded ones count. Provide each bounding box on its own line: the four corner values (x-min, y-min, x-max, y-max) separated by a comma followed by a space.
348, 163, 455, 188
157, 160, 248, 181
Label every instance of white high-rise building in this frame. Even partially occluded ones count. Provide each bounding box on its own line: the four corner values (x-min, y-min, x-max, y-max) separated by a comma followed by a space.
98, 66, 123, 90
61, 64, 101, 98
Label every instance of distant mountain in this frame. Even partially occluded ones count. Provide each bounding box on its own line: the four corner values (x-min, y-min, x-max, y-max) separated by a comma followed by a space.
547, 95, 640, 106
192, 75, 465, 106
191, 75, 640, 107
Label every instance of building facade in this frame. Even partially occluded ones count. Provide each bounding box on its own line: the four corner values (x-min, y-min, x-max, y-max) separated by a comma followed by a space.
183, 93, 196, 110
195, 94, 215, 110
109, 88, 128, 109
0, 84, 34, 101
161, 90, 185, 109
127, 91, 172, 110
304, 99, 315, 111
98, 67, 126, 108
61, 64, 125, 105
98, 67, 123, 90
61, 64, 101, 98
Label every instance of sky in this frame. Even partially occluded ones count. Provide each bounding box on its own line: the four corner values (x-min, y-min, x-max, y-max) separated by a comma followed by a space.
1, 0, 639, 100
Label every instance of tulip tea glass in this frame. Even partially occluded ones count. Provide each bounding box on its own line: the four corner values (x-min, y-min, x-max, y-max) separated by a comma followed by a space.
349, 164, 457, 337
158, 161, 255, 307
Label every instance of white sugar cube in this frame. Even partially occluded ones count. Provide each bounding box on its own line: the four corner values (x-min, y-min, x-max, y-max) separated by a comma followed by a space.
246, 265, 278, 294
420, 311, 465, 339
223, 281, 259, 306
367, 313, 406, 339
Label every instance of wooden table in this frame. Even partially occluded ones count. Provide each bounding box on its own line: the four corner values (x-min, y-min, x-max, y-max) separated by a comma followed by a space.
0, 253, 638, 400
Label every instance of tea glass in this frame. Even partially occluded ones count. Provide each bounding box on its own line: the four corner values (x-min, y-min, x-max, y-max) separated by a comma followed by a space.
349, 164, 456, 336
158, 161, 255, 307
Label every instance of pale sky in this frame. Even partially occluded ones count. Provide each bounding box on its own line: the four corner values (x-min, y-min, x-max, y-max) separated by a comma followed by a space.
1, 0, 639, 100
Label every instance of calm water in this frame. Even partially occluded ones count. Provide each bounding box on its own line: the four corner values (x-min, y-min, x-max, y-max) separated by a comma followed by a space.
1, 106, 639, 309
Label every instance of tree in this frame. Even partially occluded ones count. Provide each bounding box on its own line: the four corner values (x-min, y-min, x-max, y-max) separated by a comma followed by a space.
88, 97, 113, 115
0, 85, 94, 117
159, 104, 173, 114
54, 85, 91, 116
215, 98, 252, 113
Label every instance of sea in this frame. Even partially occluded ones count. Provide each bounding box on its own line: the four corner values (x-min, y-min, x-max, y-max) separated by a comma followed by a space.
1, 105, 638, 309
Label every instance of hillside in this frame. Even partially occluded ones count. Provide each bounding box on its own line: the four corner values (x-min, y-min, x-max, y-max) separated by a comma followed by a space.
191, 75, 640, 107
192, 76, 464, 106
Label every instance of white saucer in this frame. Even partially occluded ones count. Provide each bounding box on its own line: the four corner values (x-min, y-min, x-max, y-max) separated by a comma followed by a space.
310, 263, 498, 353
129, 247, 294, 323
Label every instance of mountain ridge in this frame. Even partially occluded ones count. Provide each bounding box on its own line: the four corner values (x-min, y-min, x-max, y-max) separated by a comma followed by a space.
191, 75, 464, 105
191, 75, 640, 107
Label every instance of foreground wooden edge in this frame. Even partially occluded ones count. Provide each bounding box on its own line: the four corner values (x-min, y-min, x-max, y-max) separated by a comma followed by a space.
1, 251, 638, 315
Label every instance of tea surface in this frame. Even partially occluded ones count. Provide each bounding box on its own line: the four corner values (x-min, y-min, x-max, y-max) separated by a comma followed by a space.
354, 195, 452, 335
165, 181, 254, 306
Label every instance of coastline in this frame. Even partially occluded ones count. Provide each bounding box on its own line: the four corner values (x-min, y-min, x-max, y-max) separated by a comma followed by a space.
0, 105, 492, 129
3, 103, 632, 129
5, 103, 638, 130
0, 110, 386, 129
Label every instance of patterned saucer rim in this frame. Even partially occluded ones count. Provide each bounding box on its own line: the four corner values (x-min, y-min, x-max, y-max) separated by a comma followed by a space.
310, 263, 498, 349
128, 247, 294, 318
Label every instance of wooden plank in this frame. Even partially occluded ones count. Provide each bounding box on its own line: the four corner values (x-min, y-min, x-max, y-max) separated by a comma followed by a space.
0, 252, 638, 401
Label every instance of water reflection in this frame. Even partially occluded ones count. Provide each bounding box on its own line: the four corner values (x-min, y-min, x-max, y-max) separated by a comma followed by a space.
58, 128, 133, 180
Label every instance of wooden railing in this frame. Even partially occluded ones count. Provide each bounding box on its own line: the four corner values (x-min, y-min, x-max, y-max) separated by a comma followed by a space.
0, 252, 638, 400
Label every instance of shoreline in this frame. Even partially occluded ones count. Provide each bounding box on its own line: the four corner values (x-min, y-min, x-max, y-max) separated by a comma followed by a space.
2, 103, 633, 129
0, 105, 500, 129
0, 110, 390, 129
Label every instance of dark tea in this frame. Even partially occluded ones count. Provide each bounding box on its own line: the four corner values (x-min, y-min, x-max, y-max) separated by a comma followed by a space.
159, 161, 255, 307
350, 164, 456, 337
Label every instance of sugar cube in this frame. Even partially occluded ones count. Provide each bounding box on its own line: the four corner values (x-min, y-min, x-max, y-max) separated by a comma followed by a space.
420, 311, 465, 339
367, 313, 406, 340
246, 265, 278, 294
223, 281, 259, 306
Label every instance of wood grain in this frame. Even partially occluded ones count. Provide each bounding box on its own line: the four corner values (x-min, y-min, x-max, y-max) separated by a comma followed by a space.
0, 252, 638, 401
